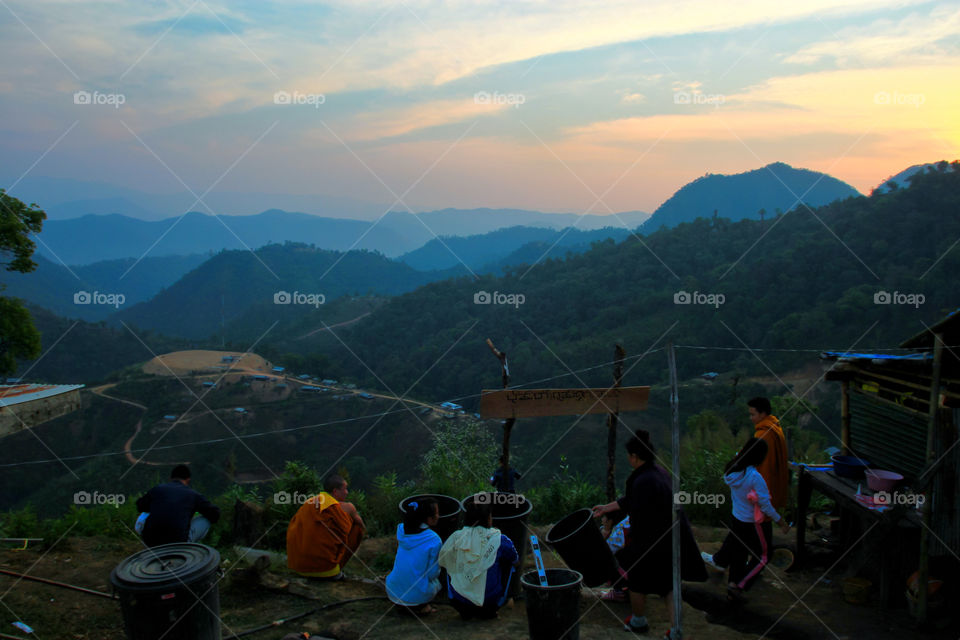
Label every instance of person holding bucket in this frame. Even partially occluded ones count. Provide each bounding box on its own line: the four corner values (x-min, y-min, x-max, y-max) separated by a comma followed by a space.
438, 500, 519, 619
592, 429, 706, 634
385, 498, 443, 615
703, 437, 790, 603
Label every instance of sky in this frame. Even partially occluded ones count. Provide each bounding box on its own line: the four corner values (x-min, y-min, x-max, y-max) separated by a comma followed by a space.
0, 0, 958, 217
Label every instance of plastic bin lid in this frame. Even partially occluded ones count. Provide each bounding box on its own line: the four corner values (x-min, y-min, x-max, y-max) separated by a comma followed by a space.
111, 543, 220, 593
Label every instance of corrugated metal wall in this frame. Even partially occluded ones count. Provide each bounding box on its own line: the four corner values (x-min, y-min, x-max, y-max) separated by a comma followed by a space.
930, 410, 959, 557
849, 389, 928, 476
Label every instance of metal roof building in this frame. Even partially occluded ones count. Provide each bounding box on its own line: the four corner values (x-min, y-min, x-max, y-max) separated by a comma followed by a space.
0, 384, 85, 437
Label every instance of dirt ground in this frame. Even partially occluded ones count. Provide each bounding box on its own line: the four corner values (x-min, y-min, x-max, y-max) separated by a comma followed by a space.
0, 532, 955, 640
143, 351, 273, 377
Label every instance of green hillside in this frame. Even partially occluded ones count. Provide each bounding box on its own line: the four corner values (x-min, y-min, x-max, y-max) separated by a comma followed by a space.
0, 254, 207, 321
314, 162, 958, 405
112, 244, 455, 339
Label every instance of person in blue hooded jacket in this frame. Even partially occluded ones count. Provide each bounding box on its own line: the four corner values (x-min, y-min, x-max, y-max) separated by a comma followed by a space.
386, 498, 442, 615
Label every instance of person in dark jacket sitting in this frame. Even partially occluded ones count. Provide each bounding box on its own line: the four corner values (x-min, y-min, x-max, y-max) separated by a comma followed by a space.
135, 465, 221, 547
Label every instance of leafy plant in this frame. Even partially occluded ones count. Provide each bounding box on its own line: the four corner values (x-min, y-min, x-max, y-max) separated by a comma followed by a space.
526, 456, 606, 525
419, 419, 497, 498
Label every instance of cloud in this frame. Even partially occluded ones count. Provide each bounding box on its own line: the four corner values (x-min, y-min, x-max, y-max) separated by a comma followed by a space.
344, 97, 514, 141
784, 5, 960, 66
621, 92, 647, 104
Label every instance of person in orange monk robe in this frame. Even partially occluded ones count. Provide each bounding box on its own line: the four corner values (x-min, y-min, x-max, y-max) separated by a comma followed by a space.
748, 397, 789, 513
287, 473, 365, 579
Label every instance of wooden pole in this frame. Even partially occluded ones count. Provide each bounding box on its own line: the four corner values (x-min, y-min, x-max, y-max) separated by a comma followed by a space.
606, 345, 626, 501
486, 339, 514, 480
667, 343, 683, 639
840, 379, 851, 454
917, 332, 944, 624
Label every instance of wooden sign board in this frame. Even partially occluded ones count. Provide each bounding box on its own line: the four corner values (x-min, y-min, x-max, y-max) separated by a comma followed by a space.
479, 386, 650, 419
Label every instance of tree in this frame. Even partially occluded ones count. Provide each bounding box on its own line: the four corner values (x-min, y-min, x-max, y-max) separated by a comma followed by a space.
0, 190, 46, 376
0, 189, 45, 274
0, 298, 41, 376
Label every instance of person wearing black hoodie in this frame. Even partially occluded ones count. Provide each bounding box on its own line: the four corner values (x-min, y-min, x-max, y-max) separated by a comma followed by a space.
135, 465, 221, 547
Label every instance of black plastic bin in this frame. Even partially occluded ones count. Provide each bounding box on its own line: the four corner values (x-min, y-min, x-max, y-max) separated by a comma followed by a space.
545, 508, 618, 587
111, 543, 221, 640
521, 568, 583, 640
462, 492, 533, 598
399, 494, 462, 541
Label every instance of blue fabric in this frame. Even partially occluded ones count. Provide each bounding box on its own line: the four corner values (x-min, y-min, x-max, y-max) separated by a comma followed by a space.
447, 534, 518, 607
385, 524, 442, 606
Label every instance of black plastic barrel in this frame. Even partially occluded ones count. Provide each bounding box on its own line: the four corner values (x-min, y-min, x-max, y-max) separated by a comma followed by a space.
545, 509, 618, 587
399, 494, 462, 541
521, 569, 583, 640
111, 543, 221, 640
462, 492, 533, 597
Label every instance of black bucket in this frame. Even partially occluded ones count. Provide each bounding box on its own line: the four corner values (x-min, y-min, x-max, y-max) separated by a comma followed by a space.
399, 494, 462, 541
462, 492, 533, 598
545, 509, 618, 587
521, 568, 583, 640
111, 543, 221, 640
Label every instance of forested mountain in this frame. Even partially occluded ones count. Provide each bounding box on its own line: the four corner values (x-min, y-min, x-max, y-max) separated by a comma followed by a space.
872, 162, 940, 194
309, 163, 959, 405
111, 244, 456, 340
0, 254, 207, 321
399, 225, 633, 272
643, 162, 860, 230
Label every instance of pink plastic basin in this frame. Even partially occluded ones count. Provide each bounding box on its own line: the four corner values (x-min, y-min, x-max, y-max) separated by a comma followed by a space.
865, 469, 903, 492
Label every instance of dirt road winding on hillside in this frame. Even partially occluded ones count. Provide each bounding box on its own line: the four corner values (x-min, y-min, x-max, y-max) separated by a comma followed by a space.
296, 311, 373, 340
90, 385, 184, 467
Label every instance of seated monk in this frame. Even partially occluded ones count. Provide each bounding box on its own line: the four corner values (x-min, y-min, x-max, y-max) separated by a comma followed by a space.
286, 473, 365, 579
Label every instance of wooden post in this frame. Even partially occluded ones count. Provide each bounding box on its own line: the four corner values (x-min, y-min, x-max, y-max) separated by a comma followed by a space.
917, 332, 944, 624
486, 339, 514, 480
667, 343, 683, 639
840, 379, 851, 454
606, 345, 625, 500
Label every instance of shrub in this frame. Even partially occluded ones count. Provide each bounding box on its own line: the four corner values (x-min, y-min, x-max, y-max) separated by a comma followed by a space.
526, 456, 606, 526
678, 410, 746, 525
419, 419, 497, 498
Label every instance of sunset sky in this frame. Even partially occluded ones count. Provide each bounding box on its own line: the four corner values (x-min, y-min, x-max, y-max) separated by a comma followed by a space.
1, 0, 957, 216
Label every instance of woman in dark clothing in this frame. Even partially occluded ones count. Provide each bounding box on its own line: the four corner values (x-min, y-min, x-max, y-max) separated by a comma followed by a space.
593, 429, 706, 634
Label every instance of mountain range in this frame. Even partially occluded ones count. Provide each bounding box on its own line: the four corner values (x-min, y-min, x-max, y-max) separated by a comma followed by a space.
398, 225, 634, 272
7, 160, 945, 369
29, 161, 865, 266
33, 208, 651, 265
314, 162, 959, 405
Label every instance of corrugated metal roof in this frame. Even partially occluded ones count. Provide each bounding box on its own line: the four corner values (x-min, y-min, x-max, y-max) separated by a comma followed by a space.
900, 308, 960, 349
0, 384, 84, 407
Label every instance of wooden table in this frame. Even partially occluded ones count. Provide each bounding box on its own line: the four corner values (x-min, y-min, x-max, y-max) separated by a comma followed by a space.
795, 466, 921, 607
